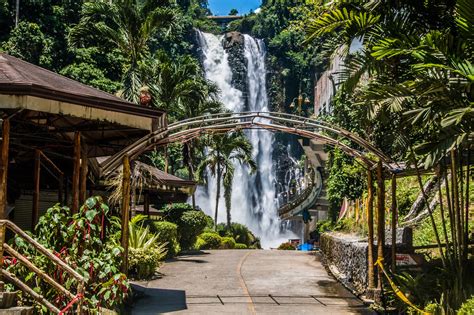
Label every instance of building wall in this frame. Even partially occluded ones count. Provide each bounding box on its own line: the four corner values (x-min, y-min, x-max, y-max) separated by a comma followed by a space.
313, 50, 344, 116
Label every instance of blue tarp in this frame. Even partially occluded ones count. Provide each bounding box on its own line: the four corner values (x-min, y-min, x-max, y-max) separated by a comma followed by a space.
297, 243, 314, 251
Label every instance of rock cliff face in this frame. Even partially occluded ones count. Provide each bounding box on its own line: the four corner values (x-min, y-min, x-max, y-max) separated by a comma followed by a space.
223, 31, 248, 109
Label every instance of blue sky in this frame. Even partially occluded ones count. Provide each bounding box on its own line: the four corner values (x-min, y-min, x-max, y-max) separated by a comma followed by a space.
208, 0, 262, 16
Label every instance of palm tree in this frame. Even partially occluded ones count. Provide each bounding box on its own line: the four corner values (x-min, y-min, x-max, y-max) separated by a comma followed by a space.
69, 0, 177, 103
148, 53, 223, 208
196, 132, 257, 229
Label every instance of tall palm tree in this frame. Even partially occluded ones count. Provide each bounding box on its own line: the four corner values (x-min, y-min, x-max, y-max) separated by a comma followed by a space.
69, 0, 177, 103
148, 53, 223, 208
196, 132, 257, 229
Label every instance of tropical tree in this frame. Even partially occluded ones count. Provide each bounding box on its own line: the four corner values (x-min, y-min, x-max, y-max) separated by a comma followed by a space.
196, 132, 257, 229
69, 0, 177, 103
303, 0, 473, 311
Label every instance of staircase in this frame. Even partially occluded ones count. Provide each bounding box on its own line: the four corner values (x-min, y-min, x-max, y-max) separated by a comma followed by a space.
0, 220, 86, 314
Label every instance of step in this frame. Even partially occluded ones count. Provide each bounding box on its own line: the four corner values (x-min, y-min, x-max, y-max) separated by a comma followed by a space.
0, 292, 18, 309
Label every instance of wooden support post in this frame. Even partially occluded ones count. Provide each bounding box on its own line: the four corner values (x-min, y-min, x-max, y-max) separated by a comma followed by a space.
0, 119, 10, 220
80, 146, 88, 205
32, 150, 41, 229
72, 132, 81, 213
0, 119, 9, 292
391, 174, 397, 271
144, 192, 150, 217
376, 160, 385, 291
121, 155, 131, 275
58, 173, 64, 204
367, 168, 375, 290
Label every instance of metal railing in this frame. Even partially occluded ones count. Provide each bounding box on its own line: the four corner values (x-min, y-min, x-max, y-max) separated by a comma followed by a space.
0, 220, 86, 314
278, 169, 323, 219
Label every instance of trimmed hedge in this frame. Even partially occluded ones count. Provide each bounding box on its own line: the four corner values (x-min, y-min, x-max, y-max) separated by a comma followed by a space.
235, 243, 247, 249
220, 237, 236, 249
199, 232, 222, 249
152, 221, 180, 258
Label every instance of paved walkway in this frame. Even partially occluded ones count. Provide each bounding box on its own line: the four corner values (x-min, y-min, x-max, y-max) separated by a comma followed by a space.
130, 250, 374, 314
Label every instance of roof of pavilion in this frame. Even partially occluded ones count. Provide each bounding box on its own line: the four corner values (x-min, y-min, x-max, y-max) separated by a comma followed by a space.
0, 53, 164, 119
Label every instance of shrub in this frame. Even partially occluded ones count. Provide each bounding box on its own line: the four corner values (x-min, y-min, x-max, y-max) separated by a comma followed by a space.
199, 232, 222, 249
216, 222, 260, 248
162, 203, 208, 250
220, 237, 236, 249
458, 296, 474, 315
278, 242, 296, 250
235, 243, 248, 249
194, 237, 207, 250
163, 203, 194, 223
178, 211, 208, 249
152, 221, 180, 258
128, 243, 167, 279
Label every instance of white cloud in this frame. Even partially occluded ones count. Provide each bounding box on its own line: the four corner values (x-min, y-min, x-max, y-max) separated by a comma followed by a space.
254, 7, 262, 14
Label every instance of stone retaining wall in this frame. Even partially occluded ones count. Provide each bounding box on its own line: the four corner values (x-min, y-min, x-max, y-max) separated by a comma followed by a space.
319, 229, 413, 296
320, 233, 368, 295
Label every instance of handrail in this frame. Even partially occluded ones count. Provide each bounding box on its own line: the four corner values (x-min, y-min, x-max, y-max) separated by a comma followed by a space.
278, 170, 323, 219
0, 220, 86, 314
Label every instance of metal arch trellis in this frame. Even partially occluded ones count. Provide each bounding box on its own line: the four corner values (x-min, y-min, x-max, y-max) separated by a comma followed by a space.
99, 111, 398, 176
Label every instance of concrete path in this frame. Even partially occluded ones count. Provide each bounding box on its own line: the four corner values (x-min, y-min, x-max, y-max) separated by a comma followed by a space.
130, 250, 374, 314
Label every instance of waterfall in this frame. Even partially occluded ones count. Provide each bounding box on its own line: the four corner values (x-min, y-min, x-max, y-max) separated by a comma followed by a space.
196, 31, 297, 248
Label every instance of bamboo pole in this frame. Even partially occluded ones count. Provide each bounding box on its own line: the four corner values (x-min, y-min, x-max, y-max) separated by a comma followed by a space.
391, 174, 397, 271
1, 220, 84, 281
0, 119, 10, 220
0, 222, 5, 291
32, 149, 41, 229
0, 269, 60, 314
72, 132, 81, 214
465, 149, 470, 261
367, 169, 375, 290
376, 160, 385, 291
4, 243, 75, 300
80, 146, 88, 205
121, 155, 131, 275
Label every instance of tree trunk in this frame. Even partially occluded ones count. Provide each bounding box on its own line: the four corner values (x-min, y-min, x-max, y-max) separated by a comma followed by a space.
214, 163, 221, 229
367, 168, 375, 290
376, 160, 385, 291
185, 142, 197, 210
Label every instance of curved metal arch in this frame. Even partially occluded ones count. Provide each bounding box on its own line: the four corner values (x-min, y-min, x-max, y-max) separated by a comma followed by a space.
100, 112, 396, 175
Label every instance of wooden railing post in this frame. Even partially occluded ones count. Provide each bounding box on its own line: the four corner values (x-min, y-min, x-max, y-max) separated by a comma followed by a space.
391, 174, 397, 271
72, 132, 81, 213
367, 168, 375, 291
32, 150, 41, 229
121, 155, 131, 275
376, 160, 385, 292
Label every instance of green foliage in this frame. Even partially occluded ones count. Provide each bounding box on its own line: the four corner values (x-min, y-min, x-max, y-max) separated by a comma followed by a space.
2, 21, 52, 67
215, 222, 259, 248
163, 204, 208, 250
326, 148, 365, 220
7, 197, 128, 312
220, 237, 236, 249
235, 243, 248, 249
198, 232, 222, 249
194, 236, 207, 250
151, 221, 180, 258
277, 242, 296, 250
458, 296, 474, 315
128, 243, 167, 279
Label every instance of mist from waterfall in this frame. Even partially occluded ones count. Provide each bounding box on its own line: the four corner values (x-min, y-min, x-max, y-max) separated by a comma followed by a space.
195, 31, 297, 248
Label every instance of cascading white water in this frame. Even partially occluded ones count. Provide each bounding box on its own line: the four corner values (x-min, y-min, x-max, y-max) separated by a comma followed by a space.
195, 31, 297, 248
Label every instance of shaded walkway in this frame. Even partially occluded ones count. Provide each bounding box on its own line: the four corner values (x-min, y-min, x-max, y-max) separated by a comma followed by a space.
130, 250, 374, 314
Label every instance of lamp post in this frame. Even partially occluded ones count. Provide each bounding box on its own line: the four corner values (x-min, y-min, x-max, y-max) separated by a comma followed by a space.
289, 92, 311, 116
